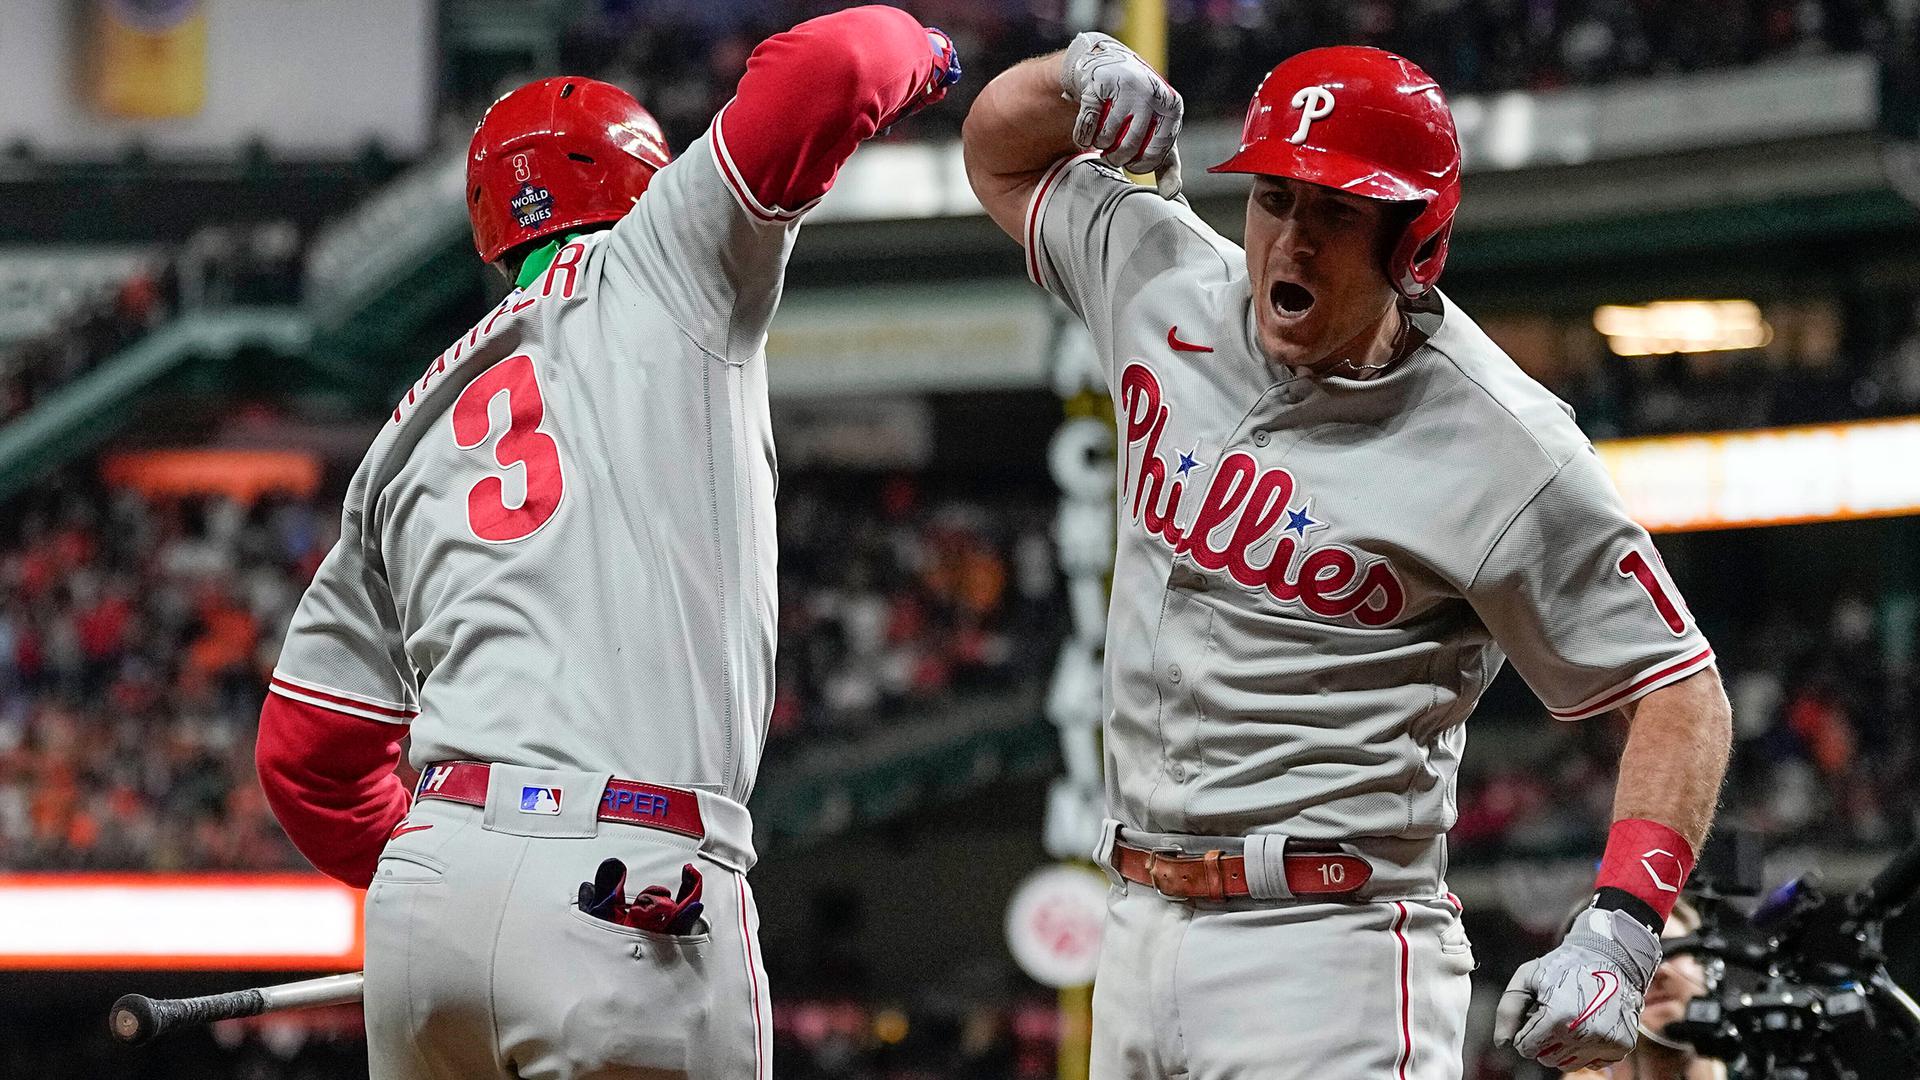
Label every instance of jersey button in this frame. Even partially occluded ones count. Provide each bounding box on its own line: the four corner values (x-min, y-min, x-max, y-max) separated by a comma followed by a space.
1167, 663, 1183, 683
1252, 430, 1271, 447
1280, 388, 1306, 405
1169, 763, 1187, 781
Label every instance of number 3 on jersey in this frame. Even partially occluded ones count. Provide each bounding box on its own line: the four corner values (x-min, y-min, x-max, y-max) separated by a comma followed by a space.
1617, 548, 1690, 636
452, 354, 565, 542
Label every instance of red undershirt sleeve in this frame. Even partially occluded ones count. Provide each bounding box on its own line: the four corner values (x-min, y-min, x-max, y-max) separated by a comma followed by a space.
715, 4, 943, 217
606, 4, 948, 359
256, 691, 411, 889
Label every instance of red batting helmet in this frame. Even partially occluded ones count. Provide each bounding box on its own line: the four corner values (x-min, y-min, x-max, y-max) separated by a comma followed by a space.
1211, 47, 1461, 299
467, 77, 673, 264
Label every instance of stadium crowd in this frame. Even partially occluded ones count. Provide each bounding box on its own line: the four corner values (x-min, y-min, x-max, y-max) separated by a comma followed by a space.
0, 265, 173, 424
0, 220, 302, 425
1452, 595, 1920, 861
770, 476, 1058, 758
563, 0, 1898, 149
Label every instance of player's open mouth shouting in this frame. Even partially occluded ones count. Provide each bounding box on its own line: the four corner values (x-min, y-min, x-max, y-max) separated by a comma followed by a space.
1270, 278, 1315, 320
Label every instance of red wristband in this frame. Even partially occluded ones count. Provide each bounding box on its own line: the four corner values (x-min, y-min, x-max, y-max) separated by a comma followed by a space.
1594, 818, 1695, 921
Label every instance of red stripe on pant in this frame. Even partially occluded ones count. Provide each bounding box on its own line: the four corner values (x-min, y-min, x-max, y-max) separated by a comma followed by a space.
737, 874, 766, 1080
1392, 900, 1413, 1080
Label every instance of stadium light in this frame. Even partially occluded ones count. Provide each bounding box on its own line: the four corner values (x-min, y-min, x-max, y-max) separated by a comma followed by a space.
1597, 416, 1920, 532
1592, 300, 1773, 356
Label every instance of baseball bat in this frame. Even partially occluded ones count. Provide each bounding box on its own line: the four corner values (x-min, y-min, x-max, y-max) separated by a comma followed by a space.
109, 971, 365, 1046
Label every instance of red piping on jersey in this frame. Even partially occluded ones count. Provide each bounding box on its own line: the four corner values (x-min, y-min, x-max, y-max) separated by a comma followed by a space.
256, 692, 412, 889
710, 5, 942, 222
1024, 154, 1093, 286
269, 675, 417, 720
1548, 647, 1714, 720
1392, 901, 1413, 1080
710, 107, 809, 224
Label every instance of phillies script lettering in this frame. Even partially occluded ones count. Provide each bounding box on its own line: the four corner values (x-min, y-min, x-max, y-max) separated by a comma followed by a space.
1120, 363, 1406, 626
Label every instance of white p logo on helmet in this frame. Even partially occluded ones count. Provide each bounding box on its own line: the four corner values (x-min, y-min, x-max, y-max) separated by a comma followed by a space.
1287, 86, 1336, 144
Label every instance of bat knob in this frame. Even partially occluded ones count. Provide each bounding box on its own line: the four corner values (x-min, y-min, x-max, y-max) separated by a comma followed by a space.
109, 994, 157, 1044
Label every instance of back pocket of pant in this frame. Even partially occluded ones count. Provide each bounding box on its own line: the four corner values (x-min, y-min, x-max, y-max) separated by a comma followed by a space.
1439, 915, 1476, 975
565, 901, 713, 952
373, 848, 447, 885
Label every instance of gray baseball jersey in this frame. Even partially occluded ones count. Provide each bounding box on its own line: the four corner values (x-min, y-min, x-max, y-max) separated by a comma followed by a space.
1026, 153, 1714, 1080
272, 126, 791, 807
279, 125, 796, 1080
266, 10, 949, 1077
1025, 153, 1715, 844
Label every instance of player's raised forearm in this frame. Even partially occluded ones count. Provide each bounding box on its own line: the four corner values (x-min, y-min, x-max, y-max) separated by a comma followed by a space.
1613, 667, 1731, 851
720, 5, 956, 215
1579, 665, 1732, 932
966, 36, 1182, 240
1496, 670, 1731, 1067
962, 53, 1079, 235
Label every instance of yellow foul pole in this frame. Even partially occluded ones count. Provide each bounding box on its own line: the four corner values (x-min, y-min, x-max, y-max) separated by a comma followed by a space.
1119, 0, 1168, 188
1118, 0, 1168, 72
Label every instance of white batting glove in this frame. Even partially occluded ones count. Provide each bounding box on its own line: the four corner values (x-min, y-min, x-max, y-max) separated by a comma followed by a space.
1494, 905, 1663, 1073
1059, 32, 1183, 187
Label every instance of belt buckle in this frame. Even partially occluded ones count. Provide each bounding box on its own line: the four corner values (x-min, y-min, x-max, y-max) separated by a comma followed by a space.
1142, 847, 1229, 902
1141, 850, 1175, 898
1139, 840, 1185, 895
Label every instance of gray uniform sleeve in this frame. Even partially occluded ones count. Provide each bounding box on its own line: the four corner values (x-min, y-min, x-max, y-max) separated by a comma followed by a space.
1025, 153, 1188, 352
1467, 449, 1715, 720
604, 120, 801, 362
270, 510, 419, 725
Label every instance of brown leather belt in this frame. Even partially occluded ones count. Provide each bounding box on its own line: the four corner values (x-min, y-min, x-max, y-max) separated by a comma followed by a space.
1111, 840, 1373, 902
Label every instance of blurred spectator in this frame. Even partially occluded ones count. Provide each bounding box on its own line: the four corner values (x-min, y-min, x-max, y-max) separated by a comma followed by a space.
1451, 593, 1919, 864
514, 0, 1897, 150
0, 262, 176, 423
0, 480, 325, 871
772, 475, 1055, 754
0, 220, 302, 425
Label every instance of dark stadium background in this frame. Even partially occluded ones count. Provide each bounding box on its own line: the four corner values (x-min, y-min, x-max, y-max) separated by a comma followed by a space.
3, 1, 1919, 1077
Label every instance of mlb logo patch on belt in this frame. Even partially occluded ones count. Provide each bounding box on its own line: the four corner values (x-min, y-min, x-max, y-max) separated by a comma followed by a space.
519, 786, 563, 815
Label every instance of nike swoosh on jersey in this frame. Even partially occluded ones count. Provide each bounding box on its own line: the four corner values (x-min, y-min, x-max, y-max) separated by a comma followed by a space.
1167, 326, 1214, 353
1570, 969, 1621, 1030
389, 822, 434, 840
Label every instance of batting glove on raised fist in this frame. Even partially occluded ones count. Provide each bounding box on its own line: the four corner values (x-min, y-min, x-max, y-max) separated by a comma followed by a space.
1495, 905, 1663, 1072
1059, 32, 1183, 184
921, 26, 963, 105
